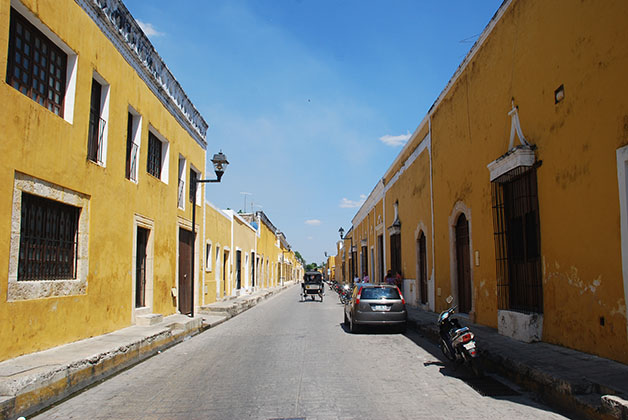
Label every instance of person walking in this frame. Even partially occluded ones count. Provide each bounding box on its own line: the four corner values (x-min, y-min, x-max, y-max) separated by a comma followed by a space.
385, 270, 395, 285
362, 272, 370, 283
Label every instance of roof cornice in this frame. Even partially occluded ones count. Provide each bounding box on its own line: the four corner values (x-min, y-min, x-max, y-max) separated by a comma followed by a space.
75, 0, 208, 148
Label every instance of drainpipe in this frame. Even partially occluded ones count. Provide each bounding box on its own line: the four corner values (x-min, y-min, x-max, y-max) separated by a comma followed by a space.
429, 116, 436, 311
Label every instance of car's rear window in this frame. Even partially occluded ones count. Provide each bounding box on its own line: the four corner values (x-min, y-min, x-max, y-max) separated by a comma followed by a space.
360, 287, 400, 300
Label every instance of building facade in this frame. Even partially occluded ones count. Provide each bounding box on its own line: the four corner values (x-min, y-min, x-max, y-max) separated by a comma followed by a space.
0, 0, 209, 360
1, 0, 302, 362
338, 0, 628, 364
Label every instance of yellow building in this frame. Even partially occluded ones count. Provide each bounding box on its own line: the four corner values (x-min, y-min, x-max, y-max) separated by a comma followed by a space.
341, 0, 628, 364
202, 201, 232, 302
223, 210, 257, 295
0, 0, 211, 360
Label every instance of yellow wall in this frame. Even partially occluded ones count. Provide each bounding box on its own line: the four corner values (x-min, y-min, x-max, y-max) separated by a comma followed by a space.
202, 202, 231, 303
343, 0, 628, 363
384, 135, 432, 305
0, 0, 206, 360
230, 212, 257, 292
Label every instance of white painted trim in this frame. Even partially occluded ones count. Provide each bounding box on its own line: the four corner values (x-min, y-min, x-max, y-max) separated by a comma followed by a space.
414, 221, 430, 308
205, 240, 213, 272
190, 164, 201, 206
91, 71, 110, 167
616, 145, 628, 342
148, 125, 170, 184
74, 0, 208, 147
384, 133, 430, 193
487, 146, 536, 182
352, 180, 384, 227
448, 201, 474, 314
214, 244, 221, 298
127, 106, 142, 183
177, 155, 186, 210
11, 0, 78, 125
132, 214, 154, 324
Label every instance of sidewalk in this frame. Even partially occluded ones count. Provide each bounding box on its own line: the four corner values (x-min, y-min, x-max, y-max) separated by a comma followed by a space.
406, 306, 628, 420
0, 283, 293, 420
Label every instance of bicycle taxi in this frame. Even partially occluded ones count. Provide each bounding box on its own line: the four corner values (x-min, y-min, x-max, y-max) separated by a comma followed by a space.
301, 271, 324, 302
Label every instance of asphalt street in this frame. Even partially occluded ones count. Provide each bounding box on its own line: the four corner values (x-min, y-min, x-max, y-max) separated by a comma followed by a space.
31, 286, 571, 420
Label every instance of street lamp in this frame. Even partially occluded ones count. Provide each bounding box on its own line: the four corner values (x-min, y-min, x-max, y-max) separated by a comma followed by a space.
339, 226, 355, 282
189, 151, 229, 317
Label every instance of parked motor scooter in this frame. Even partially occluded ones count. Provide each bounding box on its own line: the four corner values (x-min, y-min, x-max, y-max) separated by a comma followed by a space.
437, 296, 482, 376
339, 284, 352, 304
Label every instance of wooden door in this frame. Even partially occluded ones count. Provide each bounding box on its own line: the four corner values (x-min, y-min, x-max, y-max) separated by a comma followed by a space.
135, 227, 149, 308
418, 232, 427, 304
178, 228, 193, 315
455, 214, 472, 313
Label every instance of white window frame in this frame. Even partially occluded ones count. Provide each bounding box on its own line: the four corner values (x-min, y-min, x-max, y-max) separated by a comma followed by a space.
177, 155, 186, 210
190, 164, 201, 206
89, 71, 110, 166
205, 240, 212, 272
11, 0, 78, 124
126, 106, 142, 183
148, 125, 170, 184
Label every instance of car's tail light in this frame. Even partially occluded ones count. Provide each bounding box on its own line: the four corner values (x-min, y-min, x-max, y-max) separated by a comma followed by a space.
397, 287, 405, 304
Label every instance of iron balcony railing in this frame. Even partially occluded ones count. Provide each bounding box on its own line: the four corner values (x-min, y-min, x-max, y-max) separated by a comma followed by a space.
88, 111, 106, 164
177, 177, 185, 208
126, 142, 139, 181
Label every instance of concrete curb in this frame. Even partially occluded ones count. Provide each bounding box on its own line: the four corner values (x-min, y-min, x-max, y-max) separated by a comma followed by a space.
406, 308, 627, 420
0, 283, 293, 420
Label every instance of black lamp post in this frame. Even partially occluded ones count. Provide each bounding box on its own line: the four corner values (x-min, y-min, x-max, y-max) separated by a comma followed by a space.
339, 227, 355, 282
189, 151, 229, 317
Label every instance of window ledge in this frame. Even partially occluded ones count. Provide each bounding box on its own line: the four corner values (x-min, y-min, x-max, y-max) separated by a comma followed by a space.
487, 145, 535, 182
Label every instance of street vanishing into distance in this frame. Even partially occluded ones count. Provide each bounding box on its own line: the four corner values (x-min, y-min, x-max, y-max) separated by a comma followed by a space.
31, 286, 570, 420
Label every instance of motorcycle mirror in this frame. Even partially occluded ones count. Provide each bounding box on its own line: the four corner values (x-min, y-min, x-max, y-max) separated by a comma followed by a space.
446, 295, 454, 304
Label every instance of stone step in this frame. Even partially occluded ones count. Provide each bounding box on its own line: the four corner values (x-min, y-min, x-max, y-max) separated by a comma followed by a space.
135, 313, 163, 326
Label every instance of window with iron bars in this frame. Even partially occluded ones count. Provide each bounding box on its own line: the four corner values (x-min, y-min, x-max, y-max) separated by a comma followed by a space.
125, 112, 139, 181
492, 165, 543, 314
147, 132, 162, 179
390, 233, 402, 276
87, 78, 105, 163
6, 8, 67, 116
189, 168, 198, 204
18, 192, 80, 281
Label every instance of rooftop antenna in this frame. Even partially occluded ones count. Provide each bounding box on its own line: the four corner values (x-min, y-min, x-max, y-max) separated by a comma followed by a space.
240, 192, 252, 213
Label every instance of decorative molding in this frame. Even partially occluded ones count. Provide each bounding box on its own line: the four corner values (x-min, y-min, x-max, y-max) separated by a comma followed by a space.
487, 145, 536, 182
75, 0, 208, 148
352, 179, 384, 227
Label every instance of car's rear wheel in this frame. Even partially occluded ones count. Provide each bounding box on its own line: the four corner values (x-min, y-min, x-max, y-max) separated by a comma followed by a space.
349, 318, 360, 334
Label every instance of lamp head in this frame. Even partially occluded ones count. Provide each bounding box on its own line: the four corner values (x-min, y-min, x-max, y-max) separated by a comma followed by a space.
211, 151, 229, 181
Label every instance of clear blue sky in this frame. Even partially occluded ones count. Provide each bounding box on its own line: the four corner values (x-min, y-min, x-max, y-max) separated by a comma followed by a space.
124, 0, 503, 265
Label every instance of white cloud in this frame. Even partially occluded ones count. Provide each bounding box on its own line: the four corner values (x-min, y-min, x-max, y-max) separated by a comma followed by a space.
307, 236, 313, 240
379, 131, 411, 147
305, 219, 322, 226
339, 194, 367, 209
137, 20, 165, 37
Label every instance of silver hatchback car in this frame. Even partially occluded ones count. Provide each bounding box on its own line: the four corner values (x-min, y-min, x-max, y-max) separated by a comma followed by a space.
344, 283, 407, 333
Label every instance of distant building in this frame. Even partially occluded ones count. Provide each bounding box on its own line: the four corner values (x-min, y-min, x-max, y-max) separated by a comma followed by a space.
337, 0, 628, 364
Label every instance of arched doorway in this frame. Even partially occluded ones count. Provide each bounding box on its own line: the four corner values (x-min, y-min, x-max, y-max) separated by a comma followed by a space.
417, 232, 427, 305
455, 214, 472, 313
